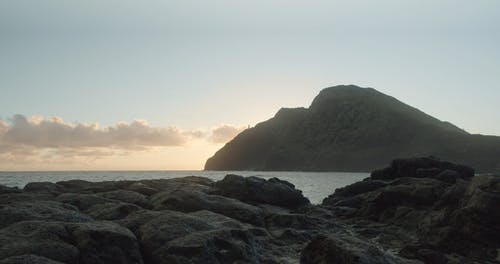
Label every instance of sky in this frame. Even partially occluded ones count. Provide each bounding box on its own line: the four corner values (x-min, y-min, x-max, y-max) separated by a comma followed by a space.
0, 0, 499, 170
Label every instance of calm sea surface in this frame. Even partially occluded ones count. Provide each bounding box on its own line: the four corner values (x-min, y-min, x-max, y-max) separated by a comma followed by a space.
0, 171, 368, 204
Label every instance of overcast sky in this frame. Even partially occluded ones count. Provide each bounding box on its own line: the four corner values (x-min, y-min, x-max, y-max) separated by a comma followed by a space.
1, 0, 499, 170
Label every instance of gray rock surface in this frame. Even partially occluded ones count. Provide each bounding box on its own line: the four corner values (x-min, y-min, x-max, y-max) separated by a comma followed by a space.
1, 158, 498, 263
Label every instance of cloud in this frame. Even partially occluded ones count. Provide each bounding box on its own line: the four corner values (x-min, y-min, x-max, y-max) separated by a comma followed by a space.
0, 115, 247, 169
1, 115, 188, 148
209, 124, 247, 144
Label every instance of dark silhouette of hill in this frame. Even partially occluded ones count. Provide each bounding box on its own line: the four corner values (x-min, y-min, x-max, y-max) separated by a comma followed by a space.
205, 85, 500, 173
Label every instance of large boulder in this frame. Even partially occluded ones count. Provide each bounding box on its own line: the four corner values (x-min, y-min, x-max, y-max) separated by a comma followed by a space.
122, 209, 272, 264
213, 174, 310, 208
0, 221, 79, 263
67, 221, 143, 264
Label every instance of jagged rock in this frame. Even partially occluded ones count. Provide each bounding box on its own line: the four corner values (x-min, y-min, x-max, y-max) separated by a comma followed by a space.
213, 174, 310, 208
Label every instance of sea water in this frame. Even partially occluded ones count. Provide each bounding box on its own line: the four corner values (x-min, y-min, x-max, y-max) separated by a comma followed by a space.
0, 171, 368, 204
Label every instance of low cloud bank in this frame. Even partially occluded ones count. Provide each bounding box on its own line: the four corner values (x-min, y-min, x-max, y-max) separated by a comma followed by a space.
1, 115, 188, 148
0, 115, 247, 167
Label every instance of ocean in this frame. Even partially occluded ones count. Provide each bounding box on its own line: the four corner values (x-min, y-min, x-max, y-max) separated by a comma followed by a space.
0, 171, 369, 204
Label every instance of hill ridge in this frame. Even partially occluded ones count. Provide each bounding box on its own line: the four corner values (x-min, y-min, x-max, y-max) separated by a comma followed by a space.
205, 85, 500, 173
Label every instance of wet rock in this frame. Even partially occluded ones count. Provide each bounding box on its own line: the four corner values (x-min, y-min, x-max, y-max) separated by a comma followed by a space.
213, 174, 310, 208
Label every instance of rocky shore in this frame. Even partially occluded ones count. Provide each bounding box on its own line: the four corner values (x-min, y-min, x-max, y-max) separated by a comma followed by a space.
0, 157, 499, 263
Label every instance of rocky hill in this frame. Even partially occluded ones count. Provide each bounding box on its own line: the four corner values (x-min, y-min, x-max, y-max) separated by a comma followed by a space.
205, 85, 500, 173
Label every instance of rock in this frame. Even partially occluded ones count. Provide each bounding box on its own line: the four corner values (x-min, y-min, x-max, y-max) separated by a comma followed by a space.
0, 193, 54, 204
134, 210, 215, 262
96, 190, 151, 208
55, 180, 133, 194
126, 182, 159, 196
0, 185, 22, 194
371, 157, 474, 181
85, 202, 142, 220
0, 201, 93, 229
115, 209, 164, 233
23, 182, 62, 194
300, 234, 421, 264
0, 254, 65, 264
321, 158, 500, 263
150, 189, 265, 226
56, 193, 115, 211
162, 229, 262, 264
139, 177, 213, 194
323, 180, 387, 205
0, 221, 79, 263
213, 174, 310, 208
188, 210, 248, 229
1, 159, 497, 264
67, 221, 143, 264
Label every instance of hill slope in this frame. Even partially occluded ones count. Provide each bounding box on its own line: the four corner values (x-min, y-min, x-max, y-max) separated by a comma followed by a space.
205, 85, 500, 173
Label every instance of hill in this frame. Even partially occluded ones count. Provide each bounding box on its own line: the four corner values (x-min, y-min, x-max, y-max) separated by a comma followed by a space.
205, 85, 500, 173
